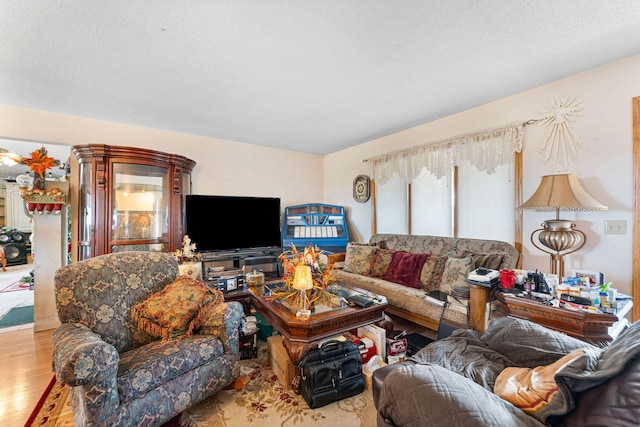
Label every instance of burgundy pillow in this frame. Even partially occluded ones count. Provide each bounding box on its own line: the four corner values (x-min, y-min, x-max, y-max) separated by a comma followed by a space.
382, 251, 428, 288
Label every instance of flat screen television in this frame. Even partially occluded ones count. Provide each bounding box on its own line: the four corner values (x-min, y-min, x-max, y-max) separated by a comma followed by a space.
185, 195, 282, 253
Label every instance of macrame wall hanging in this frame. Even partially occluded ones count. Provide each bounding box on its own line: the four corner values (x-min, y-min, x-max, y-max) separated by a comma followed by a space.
536, 95, 584, 171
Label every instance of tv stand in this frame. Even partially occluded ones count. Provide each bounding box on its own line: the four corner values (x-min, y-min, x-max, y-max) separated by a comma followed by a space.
200, 248, 282, 286
202, 247, 280, 260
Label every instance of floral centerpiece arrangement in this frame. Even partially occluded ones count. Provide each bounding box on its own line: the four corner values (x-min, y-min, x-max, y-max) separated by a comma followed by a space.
20, 146, 59, 191
269, 244, 337, 309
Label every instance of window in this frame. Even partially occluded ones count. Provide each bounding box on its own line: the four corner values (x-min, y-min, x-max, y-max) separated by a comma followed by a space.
369, 124, 523, 245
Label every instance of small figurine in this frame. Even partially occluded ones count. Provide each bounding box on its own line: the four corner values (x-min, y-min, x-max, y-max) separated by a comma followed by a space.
182, 235, 197, 259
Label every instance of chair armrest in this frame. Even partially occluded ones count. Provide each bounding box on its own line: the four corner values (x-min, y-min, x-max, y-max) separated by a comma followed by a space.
197, 301, 244, 354
53, 322, 119, 386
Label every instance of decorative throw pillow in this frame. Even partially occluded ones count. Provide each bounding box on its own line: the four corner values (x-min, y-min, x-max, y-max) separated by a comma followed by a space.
419, 254, 448, 292
463, 251, 505, 270
382, 251, 428, 288
131, 277, 222, 341
194, 299, 227, 337
494, 348, 589, 423
440, 256, 474, 294
344, 242, 377, 275
370, 248, 395, 277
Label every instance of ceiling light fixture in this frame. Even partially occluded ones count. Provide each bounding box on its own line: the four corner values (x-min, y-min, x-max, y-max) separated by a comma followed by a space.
0, 148, 21, 166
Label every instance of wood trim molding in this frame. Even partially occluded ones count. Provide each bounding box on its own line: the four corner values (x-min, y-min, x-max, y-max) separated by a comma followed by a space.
407, 182, 412, 235
514, 151, 523, 269
633, 96, 640, 322
371, 179, 377, 236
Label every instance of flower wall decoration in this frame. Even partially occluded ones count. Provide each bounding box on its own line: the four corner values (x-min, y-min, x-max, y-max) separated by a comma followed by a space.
537, 96, 584, 171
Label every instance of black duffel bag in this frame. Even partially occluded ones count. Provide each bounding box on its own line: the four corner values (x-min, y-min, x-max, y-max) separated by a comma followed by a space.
298, 339, 365, 408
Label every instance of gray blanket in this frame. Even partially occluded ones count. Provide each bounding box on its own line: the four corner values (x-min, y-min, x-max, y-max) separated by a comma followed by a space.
377, 317, 640, 426
409, 317, 594, 389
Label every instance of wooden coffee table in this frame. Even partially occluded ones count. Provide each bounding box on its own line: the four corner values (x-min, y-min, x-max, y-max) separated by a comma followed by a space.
247, 285, 388, 364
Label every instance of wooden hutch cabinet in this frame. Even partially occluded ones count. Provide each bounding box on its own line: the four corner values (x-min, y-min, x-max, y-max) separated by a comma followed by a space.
70, 144, 195, 262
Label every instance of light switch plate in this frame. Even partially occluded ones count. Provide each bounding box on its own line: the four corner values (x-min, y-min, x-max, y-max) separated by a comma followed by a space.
605, 220, 627, 235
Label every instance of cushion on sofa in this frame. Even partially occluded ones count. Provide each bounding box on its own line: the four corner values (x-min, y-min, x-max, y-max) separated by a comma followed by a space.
193, 295, 228, 337
419, 254, 447, 292
440, 256, 474, 293
117, 335, 226, 401
370, 248, 394, 277
382, 251, 428, 288
463, 251, 505, 270
344, 242, 378, 275
130, 277, 221, 341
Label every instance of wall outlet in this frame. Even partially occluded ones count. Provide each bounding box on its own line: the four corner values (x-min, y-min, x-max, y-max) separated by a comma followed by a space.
604, 220, 627, 235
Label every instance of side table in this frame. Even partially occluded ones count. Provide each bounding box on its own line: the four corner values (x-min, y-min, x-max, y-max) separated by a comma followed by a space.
502, 294, 633, 345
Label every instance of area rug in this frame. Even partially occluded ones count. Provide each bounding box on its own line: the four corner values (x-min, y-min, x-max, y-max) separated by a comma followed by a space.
0, 305, 34, 328
0, 280, 31, 293
27, 350, 376, 426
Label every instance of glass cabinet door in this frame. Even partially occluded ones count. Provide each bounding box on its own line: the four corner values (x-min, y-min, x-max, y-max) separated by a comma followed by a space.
111, 163, 168, 252
71, 144, 195, 262
77, 162, 93, 260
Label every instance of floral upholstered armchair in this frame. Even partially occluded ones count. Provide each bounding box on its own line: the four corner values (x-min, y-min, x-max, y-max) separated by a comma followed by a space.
53, 251, 244, 427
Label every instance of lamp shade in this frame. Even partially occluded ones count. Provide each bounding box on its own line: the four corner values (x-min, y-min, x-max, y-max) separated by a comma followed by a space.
518, 174, 607, 212
292, 265, 313, 290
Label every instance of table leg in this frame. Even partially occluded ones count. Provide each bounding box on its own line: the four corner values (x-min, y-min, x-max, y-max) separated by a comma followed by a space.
469, 284, 490, 333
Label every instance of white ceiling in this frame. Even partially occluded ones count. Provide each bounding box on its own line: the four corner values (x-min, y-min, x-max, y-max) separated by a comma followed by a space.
1, 1, 640, 155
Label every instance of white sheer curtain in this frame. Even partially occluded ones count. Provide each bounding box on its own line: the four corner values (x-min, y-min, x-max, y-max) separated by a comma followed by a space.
368, 123, 523, 182
369, 123, 523, 241
457, 160, 515, 242
410, 168, 452, 236
375, 173, 408, 234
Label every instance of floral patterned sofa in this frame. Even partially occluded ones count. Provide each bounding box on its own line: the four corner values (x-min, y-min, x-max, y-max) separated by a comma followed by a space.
53, 251, 244, 427
332, 234, 519, 332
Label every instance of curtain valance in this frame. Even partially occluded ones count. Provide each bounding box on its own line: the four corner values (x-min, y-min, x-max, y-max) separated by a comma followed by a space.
365, 122, 525, 184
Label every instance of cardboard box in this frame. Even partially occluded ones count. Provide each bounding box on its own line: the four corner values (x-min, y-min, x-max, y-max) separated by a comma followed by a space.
267, 335, 296, 390
363, 358, 387, 389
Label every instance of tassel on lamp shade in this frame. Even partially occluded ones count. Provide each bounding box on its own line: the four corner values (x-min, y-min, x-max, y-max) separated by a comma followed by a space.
292, 264, 313, 318
518, 174, 607, 278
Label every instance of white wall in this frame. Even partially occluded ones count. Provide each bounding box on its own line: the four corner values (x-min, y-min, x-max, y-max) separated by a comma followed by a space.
0, 104, 324, 207
324, 53, 640, 297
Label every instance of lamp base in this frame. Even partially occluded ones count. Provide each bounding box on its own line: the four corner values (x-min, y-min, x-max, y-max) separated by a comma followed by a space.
295, 309, 311, 319
530, 219, 587, 279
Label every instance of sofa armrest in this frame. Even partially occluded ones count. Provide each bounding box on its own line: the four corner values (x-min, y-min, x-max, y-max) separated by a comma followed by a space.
197, 301, 244, 354
376, 363, 544, 427
53, 322, 119, 386
327, 252, 345, 268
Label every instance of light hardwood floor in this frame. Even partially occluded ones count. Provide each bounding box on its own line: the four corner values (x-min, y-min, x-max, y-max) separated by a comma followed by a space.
0, 327, 54, 426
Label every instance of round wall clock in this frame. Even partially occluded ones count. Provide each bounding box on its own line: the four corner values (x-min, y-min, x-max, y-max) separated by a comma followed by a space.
353, 175, 370, 203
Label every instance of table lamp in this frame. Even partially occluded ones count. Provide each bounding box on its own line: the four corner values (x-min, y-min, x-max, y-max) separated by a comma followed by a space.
518, 174, 607, 278
292, 264, 313, 318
